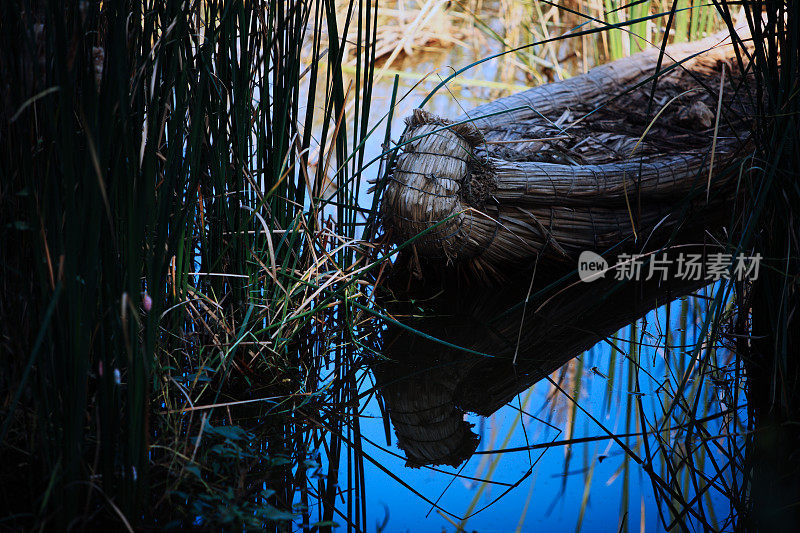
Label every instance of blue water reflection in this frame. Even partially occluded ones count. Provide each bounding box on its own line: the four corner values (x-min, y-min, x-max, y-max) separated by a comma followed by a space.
349, 273, 740, 531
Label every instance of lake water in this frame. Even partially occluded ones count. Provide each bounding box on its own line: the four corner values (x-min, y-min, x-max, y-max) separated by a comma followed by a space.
310, 21, 742, 531
348, 270, 738, 532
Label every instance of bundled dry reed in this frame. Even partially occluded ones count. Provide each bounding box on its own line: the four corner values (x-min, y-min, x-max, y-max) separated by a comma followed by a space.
381, 30, 754, 280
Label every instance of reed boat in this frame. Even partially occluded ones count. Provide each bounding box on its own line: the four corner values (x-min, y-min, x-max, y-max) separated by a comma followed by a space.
380, 30, 754, 281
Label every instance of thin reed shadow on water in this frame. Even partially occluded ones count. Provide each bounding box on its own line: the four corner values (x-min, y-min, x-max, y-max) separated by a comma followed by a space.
357, 247, 745, 530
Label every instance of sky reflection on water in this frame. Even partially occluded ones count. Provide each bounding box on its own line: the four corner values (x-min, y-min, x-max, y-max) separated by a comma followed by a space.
311, 36, 741, 531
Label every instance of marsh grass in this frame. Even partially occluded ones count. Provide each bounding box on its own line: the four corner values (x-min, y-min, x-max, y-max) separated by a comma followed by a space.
0, 0, 386, 529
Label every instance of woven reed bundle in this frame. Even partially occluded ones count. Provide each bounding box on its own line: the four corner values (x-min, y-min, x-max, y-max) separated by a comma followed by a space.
381, 31, 754, 280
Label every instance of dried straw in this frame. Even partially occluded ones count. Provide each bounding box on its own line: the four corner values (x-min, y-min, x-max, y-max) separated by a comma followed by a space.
381, 31, 754, 281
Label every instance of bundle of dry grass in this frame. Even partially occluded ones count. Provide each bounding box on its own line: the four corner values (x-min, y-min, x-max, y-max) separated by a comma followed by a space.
381, 30, 754, 280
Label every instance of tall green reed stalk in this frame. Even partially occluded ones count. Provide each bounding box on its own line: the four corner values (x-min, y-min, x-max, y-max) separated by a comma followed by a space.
599, 0, 718, 61
0, 0, 381, 529
725, 1, 800, 529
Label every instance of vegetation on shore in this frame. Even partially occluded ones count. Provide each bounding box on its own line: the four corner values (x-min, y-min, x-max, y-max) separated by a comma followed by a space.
0, 0, 797, 531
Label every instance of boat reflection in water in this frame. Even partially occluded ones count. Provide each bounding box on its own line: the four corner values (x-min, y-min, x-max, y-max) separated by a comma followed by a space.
371, 261, 708, 468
